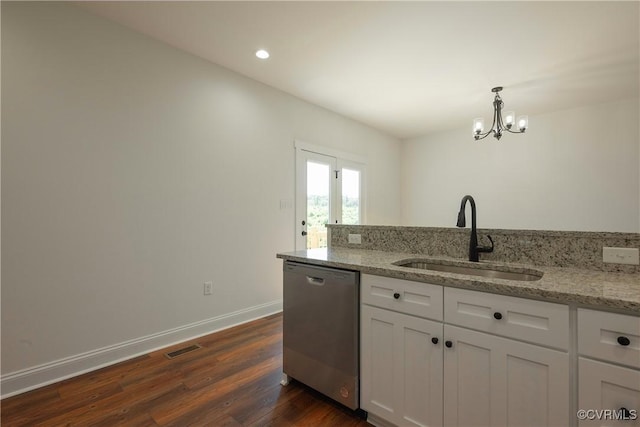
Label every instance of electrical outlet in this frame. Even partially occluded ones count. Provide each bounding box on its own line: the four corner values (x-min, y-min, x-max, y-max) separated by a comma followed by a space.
203, 281, 213, 295
348, 234, 362, 244
602, 247, 639, 265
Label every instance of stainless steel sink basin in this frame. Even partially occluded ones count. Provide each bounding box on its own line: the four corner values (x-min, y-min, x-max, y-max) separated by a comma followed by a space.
394, 260, 543, 281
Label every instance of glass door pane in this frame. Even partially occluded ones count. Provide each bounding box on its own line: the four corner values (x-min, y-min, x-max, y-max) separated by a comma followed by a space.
341, 168, 360, 225
295, 149, 337, 250
306, 161, 331, 249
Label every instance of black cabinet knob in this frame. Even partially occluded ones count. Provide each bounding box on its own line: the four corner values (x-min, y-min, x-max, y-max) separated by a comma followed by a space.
301, 231, 307, 236
445, 340, 453, 348
493, 312, 503, 320
617, 336, 631, 346
431, 337, 439, 345
393, 292, 400, 300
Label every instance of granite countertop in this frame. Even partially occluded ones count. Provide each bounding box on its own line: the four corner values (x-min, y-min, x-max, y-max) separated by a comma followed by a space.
277, 247, 640, 314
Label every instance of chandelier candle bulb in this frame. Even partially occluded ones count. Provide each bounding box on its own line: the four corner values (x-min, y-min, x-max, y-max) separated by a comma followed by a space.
504, 111, 515, 128
473, 118, 484, 134
517, 116, 528, 132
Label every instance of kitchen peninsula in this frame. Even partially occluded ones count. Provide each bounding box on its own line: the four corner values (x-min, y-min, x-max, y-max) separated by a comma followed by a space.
277, 225, 640, 427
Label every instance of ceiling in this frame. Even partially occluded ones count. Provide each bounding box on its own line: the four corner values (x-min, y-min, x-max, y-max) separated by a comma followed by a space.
76, 1, 639, 139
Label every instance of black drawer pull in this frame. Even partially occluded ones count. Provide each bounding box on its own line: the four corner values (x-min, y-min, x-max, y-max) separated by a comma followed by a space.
617, 336, 631, 346
493, 312, 503, 320
445, 340, 453, 348
431, 337, 439, 345
393, 292, 400, 300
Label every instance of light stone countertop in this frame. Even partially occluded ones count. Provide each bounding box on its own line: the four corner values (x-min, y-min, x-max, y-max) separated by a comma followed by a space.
277, 247, 640, 314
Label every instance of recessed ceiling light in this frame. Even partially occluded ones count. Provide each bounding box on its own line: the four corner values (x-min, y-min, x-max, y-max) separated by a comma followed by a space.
255, 49, 270, 60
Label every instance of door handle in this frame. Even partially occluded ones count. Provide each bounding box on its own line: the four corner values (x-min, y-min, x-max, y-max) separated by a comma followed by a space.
301, 231, 307, 236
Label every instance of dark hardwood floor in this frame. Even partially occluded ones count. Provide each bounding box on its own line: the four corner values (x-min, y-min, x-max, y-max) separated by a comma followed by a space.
1, 313, 370, 426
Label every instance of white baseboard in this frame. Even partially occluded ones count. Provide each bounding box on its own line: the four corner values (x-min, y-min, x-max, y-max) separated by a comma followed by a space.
365, 413, 396, 427
1, 300, 282, 399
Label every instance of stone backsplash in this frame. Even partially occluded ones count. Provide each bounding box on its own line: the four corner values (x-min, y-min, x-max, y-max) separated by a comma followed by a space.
327, 225, 640, 273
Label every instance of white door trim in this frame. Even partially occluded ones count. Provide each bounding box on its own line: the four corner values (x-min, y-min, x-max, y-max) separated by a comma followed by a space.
294, 139, 367, 164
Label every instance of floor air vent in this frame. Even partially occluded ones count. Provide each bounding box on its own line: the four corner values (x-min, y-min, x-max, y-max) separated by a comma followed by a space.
164, 343, 202, 359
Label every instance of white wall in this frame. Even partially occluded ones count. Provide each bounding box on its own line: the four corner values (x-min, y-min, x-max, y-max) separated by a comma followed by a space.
401, 98, 640, 232
1, 2, 401, 394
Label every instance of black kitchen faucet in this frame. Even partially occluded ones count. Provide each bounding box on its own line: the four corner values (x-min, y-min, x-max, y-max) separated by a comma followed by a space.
456, 195, 494, 262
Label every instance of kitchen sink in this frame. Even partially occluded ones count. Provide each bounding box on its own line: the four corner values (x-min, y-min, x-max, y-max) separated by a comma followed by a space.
393, 259, 543, 281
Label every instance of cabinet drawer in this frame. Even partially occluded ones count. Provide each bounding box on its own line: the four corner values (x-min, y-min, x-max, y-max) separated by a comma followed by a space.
578, 308, 640, 369
444, 287, 569, 350
361, 274, 443, 321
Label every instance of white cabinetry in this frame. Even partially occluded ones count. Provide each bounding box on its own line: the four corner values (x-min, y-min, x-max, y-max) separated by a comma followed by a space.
578, 359, 640, 426
361, 305, 443, 427
578, 309, 640, 426
361, 275, 444, 427
444, 287, 569, 350
360, 274, 571, 427
443, 287, 570, 427
444, 324, 569, 427
361, 274, 443, 320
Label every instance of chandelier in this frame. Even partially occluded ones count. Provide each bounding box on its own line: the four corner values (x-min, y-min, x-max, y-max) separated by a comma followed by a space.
473, 87, 528, 140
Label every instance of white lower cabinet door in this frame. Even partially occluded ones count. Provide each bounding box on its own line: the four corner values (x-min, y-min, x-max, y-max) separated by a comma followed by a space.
443, 325, 569, 427
578, 357, 640, 426
361, 304, 443, 427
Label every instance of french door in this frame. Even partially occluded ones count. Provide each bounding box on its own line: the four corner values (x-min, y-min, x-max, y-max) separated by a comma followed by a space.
295, 146, 365, 250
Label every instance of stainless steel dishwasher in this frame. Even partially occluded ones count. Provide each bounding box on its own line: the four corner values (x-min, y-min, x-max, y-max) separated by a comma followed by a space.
282, 261, 360, 410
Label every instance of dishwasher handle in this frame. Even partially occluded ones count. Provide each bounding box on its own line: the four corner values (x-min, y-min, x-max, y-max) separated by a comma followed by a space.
306, 276, 325, 286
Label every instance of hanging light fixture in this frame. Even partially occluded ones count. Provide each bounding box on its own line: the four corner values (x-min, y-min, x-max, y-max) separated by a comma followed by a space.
473, 86, 528, 140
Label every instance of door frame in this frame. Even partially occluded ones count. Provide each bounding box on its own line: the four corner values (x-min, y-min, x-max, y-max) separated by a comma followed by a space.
294, 140, 367, 250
